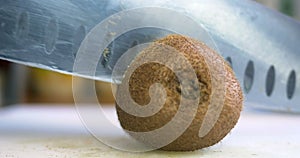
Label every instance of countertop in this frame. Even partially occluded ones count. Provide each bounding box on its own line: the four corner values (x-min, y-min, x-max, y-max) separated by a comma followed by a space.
0, 104, 299, 158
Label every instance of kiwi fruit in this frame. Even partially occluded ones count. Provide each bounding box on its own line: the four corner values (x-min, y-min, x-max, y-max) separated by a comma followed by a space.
115, 34, 243, 151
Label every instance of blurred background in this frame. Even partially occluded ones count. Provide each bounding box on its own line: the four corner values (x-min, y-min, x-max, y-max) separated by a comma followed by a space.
0, 0, 299, 107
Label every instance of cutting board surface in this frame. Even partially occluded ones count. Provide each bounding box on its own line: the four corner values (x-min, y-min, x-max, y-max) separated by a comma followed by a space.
0, 105, 299, 158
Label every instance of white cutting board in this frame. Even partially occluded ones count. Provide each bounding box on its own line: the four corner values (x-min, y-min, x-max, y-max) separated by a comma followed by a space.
0, 104, 299, 158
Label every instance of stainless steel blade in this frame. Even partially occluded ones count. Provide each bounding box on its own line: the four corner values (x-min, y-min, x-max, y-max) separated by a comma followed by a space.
0, 0, 299, 112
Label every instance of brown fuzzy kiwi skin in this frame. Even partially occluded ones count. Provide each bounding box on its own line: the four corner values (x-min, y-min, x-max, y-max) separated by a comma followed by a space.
116, 34, 243, 151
